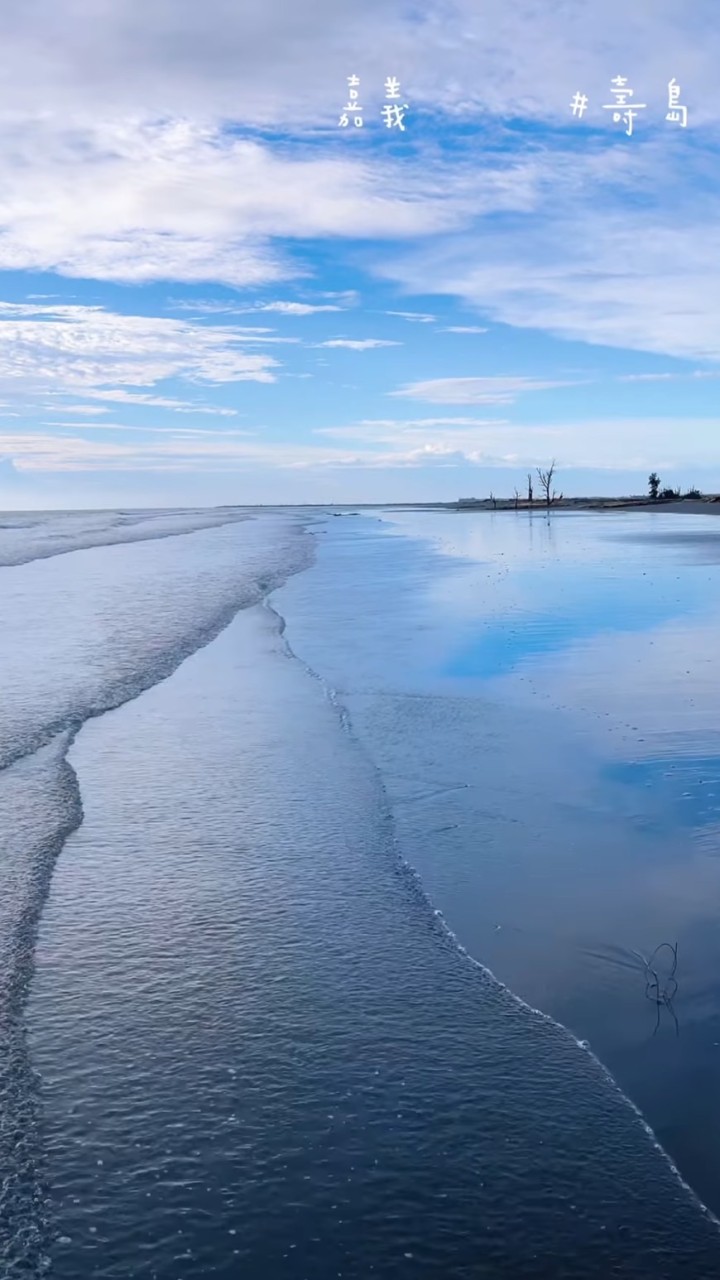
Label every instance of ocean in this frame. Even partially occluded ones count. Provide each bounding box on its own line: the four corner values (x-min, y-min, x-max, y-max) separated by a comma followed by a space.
3, 506, 720, 1278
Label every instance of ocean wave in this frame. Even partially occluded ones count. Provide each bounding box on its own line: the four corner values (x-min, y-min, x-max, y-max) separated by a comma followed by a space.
0, 514, 313, 774
0, 736, 83, 1275
0, 511, 315, 1272
0, 507, 253, 568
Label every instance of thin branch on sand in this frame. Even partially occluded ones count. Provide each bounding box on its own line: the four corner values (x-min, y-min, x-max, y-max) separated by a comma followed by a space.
632, 941, 679, 1037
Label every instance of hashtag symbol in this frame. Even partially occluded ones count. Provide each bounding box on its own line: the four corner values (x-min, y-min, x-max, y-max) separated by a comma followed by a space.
570, 91, 589, 118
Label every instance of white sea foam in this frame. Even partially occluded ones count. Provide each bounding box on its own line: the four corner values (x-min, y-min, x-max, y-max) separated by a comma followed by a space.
0, 512, 312, 771
0, 509, 315, 1272
0, 507, 252, 567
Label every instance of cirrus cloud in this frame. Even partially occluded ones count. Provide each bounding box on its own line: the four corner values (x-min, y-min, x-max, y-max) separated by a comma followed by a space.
315, 338, 402, 350
391, 376, 584, 405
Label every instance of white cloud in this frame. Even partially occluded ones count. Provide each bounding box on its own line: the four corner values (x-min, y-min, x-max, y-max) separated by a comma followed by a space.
0, 0, 717, 383
316, 338, 402, 350
167, 298, 351, 322
440, 326, 489, 334
319, 291, 360, 305
302, 415, 720, 472
377, 136, 720, 363
0, 430, 357, 473
316, 417, 509, 437
385, 311, 437, 323
253, 301, 346, 315
41, 421, 253, 436
173, 300, 349, 316
314, 418, 559, 454
0, 117, 477, 288
308, 414, 720, 473
0, 0, 717, 128
391, 376, 582, 404
617, 373, 676, 382
47, 403, 111, 415
79, 390, 240, 415
3, 415, 720, 477
167, 301, 268, 317
2, 10, 713, 368
0, 429, 536, 474
0, 302, 279, 401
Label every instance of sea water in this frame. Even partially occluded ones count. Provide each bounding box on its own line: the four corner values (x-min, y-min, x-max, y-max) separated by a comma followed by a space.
2, 507, 720, 1277
275, 507, 720, 1219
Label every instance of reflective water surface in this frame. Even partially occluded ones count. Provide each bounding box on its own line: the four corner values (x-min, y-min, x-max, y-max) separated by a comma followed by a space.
2, 508, 720, 1277
276, 508, 720, 1217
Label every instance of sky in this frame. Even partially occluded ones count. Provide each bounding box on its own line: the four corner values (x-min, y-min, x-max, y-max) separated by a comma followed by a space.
0, 0, 718, 508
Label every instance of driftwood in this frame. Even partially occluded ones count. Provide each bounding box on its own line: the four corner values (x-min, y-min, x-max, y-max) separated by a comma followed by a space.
632, 941, 679, 1037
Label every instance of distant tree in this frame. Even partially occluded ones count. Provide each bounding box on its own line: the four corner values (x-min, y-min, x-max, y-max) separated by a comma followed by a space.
527, 472, 533, 504
659, 486, 681, 500
648, 472, 660, 500
513, 487, 520, 510
536, 459, 559, 508
489, 491, 497, 510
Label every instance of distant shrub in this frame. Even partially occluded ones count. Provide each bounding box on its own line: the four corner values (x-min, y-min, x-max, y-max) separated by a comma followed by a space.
659, 486, 681, 500
683, 488, 703, 499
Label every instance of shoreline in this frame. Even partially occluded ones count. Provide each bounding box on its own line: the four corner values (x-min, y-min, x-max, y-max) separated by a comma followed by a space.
391, 498, 720, 515
292, 505, 720, 1218
315, 498, 720, 517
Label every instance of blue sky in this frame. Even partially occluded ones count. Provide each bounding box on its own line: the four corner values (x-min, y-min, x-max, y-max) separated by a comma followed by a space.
0, 0, 718, 507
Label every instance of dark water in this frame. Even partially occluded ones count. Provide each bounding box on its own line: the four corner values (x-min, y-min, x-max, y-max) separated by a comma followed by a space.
2, 508, 720, 1276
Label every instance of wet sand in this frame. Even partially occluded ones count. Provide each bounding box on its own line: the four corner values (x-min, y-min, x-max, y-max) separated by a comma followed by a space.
276, 507, 720, 1219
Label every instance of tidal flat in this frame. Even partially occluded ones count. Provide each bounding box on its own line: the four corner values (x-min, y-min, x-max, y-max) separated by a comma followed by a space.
276, 507, 720, 1219
2, 507, 720, 1277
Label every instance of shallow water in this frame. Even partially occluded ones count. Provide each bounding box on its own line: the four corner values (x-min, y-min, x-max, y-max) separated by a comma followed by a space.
3, 508, 720, 1276
275, 507, 720, 1217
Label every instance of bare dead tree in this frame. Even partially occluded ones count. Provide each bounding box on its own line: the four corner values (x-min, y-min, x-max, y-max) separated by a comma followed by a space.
527, 472, 533, 504
489, 491, 497, 510
536, 460, 559, 509
513, 487, 520, 510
